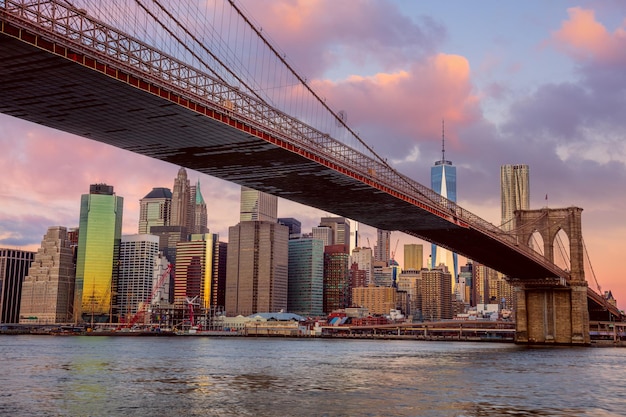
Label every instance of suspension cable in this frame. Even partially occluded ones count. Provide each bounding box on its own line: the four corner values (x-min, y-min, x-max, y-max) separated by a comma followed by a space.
147, 0, 270, 106
225, 0, 444, 207
554, 231, 570, 271
582, 237, 602, 294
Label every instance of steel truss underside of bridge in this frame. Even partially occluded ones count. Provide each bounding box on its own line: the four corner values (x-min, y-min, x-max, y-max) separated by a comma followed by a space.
0, 28, 605, 287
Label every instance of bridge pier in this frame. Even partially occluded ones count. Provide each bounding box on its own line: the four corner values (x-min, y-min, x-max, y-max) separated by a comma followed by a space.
514, 207, 590, 345
514, 283, 589, 345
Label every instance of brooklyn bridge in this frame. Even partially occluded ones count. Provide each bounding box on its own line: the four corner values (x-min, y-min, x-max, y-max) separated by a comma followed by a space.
0, 0, 622, 344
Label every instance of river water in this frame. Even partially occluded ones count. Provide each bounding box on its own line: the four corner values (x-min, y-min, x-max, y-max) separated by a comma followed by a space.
0, 336, 624, 417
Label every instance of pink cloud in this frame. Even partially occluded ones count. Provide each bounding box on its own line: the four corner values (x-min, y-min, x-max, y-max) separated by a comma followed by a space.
311, 53, 480, 149
239, 0, 445, 77
551, 7, 626, 65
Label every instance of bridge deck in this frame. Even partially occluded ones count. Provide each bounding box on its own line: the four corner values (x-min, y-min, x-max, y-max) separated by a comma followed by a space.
0, 29, 564, 282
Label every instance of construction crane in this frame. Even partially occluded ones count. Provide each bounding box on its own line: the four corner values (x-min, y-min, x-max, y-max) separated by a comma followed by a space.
390, 238, 400, 262
185, 296, 199, 329
126, 264, 173, 328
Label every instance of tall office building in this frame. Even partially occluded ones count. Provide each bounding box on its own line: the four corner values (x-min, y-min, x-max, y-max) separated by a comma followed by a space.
226, 221, 289, 316
374, 229, 391, 265
350, 221, 359, 253
350, 263, 368, 288
171, 167, 190, 229
458, 261, 474, 306
396, 269, 422, 317
404, 244, 423, 270
74, 184, 123, 324
372, 262, 396, 287
312, 226, 333, 247
319, 217, 351, 253
421, 266, 453, 321
211, 241, 228, 310
288, 238, 324, 316
323, 244, 351, 313
188, 180, 209, 235
431, 123, 458, 287
350, 247, 374, 286
170, 168, 209, 236
500, 164, 529, 232
226, 187, 286, 316
240, 186, 278, 222
19, 227, 75, 324
278, 218, 302, 239
150, 225, 187, 266
117, 234, 161, 323
175, 233, 221, 309
149, 169, 208, 264
0, 249, 34, 323
138, 187, 172, 234
474, 263, 495, 305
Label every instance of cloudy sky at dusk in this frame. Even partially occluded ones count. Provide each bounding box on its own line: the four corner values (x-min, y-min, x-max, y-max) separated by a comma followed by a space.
1, 0, 626, 309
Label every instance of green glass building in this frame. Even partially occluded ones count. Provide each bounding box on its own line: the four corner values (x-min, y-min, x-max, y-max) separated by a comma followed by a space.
74, 184, 123, 324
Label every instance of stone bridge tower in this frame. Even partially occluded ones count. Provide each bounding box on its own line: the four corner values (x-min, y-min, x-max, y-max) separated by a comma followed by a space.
513, 207, 590, 345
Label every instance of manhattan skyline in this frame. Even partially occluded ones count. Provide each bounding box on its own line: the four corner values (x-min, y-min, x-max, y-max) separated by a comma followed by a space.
1, 1, 625, 309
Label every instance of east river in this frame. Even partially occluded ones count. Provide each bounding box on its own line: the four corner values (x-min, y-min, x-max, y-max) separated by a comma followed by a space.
0, 336, 624, 417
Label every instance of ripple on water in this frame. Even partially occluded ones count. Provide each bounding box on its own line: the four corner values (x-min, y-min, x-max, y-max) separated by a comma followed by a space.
1, 337, 625, 417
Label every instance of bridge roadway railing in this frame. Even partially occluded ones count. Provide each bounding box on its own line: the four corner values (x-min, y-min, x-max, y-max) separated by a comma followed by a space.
1, 0, 568, 282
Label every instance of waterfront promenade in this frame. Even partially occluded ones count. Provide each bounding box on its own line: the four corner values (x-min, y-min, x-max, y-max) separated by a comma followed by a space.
3, 320, 625, 346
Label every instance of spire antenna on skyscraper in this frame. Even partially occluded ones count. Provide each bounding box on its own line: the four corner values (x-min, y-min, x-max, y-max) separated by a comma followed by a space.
441, 119, 445, 163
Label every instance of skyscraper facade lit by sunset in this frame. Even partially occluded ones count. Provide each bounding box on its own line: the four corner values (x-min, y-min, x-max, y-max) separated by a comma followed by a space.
430, 123, 458, 287
226, 187, 287, 316
404, 244, 423, 270
138, 187, 172, 234
500, 164, 530, 232
74, 184, 123, 324
174, 233, 223, 310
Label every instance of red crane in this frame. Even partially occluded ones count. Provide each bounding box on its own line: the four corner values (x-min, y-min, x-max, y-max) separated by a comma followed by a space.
126, 264, 173, 328
391, 238, 400, 262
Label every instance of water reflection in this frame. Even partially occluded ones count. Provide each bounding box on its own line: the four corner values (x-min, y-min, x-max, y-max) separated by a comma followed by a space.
0, 336, 625, 417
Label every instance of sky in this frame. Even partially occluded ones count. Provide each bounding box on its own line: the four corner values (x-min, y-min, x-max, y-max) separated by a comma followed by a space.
1, 0, 626, 310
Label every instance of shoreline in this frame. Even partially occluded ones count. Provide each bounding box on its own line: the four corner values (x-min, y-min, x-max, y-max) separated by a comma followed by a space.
2, 328, 625, 346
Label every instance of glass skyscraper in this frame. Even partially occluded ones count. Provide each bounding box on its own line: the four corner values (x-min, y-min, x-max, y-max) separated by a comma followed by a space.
288, 238, 324, 316
174, 233, 220, 309
430, 127, 458, 288
74, 184, 123, 324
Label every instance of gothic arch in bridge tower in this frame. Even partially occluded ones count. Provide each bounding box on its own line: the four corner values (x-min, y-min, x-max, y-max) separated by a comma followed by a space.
514, 207, 584, 283
513, 207, 590, 345
528, 230, 544, 256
